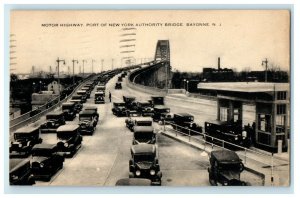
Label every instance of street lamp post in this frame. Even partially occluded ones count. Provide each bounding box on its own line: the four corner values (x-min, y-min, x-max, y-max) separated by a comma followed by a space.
186, 80, 189, 93
32, 82, 36, 93
91, 59, 95, 73
72, 59, 78, 85
56, 57, 66, 102
82, 60, 87, 77
101, 59, 104, 72
39, 81, 42, 92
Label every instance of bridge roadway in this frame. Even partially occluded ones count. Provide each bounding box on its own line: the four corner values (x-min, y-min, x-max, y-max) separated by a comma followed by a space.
19, 72, 286, 186
32, 74, 210, 186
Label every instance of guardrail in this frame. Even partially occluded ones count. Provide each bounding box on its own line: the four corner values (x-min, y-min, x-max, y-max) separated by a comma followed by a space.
161, 121, 289, 186
9, 75, 96, 133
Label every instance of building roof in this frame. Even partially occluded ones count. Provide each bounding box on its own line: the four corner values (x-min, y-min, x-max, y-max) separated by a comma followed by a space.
133, 126, 154, 133
198, 82, 289, 93
57, 124, 79, 132
131, 143, 156, 154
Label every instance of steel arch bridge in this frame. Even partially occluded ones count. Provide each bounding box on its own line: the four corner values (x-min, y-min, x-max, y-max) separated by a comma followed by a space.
133, 40, 172, 89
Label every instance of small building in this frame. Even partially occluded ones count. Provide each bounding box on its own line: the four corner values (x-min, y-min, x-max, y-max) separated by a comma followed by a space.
47, 81, 64, 95
198, 82, 290, 153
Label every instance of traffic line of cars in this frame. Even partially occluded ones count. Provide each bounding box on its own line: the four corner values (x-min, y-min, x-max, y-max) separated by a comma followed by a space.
9, 72, 119, 185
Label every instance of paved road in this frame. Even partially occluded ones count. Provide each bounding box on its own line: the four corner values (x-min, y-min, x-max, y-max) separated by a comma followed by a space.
35, 74, 214, 186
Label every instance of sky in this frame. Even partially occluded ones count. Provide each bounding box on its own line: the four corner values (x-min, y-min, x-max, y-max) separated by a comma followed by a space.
10, 10, 290, 74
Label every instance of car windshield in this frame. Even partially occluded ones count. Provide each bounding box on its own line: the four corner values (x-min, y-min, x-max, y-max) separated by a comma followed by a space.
62, 106, 72, 110
32, 149, 53, 157
219, 162, 241, 171
46, 115, 60, 120
115, 103, 125, 107
57, 132, 74, 140
79, 115, 92, 121
134, 154, 154, 162
134, 132, 153, 140
159, 108, 170, 113
136, 121, 152, 126
141, 103, 151, 107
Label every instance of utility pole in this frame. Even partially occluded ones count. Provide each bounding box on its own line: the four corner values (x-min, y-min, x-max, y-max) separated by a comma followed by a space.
56, 57, 65, 102
101, 59, 104, 72
262, 58, 268, 82
91, 59, 95, 73
72, 59, 78, 85
82, 59, 87, 77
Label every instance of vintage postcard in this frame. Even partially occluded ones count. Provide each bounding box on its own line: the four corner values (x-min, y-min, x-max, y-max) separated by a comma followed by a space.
9, 10, 290, 187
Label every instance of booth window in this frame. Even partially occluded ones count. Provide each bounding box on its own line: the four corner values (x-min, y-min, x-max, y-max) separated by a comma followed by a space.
277, 91, 287, 100
220, 107, 228, 122
258, 114, 271, 132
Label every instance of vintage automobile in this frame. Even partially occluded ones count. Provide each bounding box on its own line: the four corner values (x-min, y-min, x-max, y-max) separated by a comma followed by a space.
69, 99, 83, 113
136, 101, 154, 116
78, 110, 97, 135
71, 94, 85, 104
96, 85, 106, 95
94, 91, 105, 104
151, 96, 165, 106
84, 106, 99, 122
112, 102, 127, 117
120, 72, 127, 78
204, 120, 251, 147
152, 105, 172, 123
118, 76, 123, 82
10, 126, 42, 158
115, 82, 122, 89
76, 90, 88, 103
129, 144, 162, 185
208, 150, 246, 186
40, 111, 65, 133
56, 125, 82, 157
10, 158, 35, 185
61, 102, 76, 121
115, 178, 151, 186
31, 144, 64, 181
81, 87, 91, 98
172, 113, 203, 135
132, 126, 156, 145
123, 95, 138, 116
125, 117, 153, 131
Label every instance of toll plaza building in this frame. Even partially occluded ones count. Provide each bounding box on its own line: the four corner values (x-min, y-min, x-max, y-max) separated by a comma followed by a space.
197, 82, 290, 153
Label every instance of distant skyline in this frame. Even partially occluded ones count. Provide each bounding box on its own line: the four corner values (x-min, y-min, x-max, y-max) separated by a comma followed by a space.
10, 10, 290, 74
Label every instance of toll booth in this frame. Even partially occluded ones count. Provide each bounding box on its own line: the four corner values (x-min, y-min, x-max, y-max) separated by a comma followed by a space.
198, 82, 290, 152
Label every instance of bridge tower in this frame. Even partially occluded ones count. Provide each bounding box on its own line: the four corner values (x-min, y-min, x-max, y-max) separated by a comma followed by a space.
153, 40, 172, 89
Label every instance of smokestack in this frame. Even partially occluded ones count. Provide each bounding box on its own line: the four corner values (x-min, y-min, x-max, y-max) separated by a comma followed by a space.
218, 57, 220, 70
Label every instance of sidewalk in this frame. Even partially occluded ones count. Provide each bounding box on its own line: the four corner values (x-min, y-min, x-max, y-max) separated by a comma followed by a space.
159, 128, 290, 186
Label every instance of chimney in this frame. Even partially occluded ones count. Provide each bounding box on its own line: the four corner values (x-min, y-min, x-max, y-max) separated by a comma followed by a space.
218, 57, 220, 70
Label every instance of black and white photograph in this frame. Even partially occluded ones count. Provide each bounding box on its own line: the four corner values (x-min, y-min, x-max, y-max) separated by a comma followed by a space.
8, 9, 291, 187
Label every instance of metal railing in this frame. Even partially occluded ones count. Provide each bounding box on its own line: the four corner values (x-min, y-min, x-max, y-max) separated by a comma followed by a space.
9, 75, 96, 133
161, 121, 289, 186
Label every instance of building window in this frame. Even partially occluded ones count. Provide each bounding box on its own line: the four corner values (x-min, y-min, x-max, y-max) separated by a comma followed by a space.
220, 107, 228, 122
277, 91, 287, 100
277, 104, 286, 115
233, 108, 239, 122
258, 114, 271, 132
